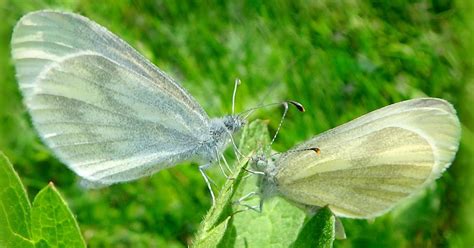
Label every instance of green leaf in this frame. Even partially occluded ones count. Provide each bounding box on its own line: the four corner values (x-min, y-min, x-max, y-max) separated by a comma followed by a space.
31, 183, 86, 247
193, 217, 230, 248
223, 120, 309, 247
194, 120, 335, 247
0, 151, 35, 248
291, 207, 336, 248
192, 156, 250, 248
230, 197, 307, 247
192, 120, 271, 247
193, 120, 338, 247
1, 151, 86, 247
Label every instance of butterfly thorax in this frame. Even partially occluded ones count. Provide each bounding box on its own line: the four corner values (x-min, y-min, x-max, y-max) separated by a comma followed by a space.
251, 156, 280, 200
195, 115, 245, 163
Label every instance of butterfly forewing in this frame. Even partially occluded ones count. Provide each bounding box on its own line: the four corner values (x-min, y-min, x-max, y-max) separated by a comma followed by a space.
276, 127, 433, 218
274, 98, 461, 218
11, 11, 217, 186
11, 10, 208, 124
27, 53, 207, 185
11, 10, 208, 122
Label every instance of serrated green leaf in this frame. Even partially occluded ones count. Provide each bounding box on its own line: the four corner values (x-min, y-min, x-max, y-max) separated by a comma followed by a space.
193, 217, 230, 248
221, 120, 336, 248
0, 151, 35, 248
231, 197, 307, 247
224, 120, 309, 247
291, 207, 335, 248
31, 183, 86, 248
195, 120, 336, 247
193, 155, 249, 246
193, 120, 270, 247
206, 120, 309, 247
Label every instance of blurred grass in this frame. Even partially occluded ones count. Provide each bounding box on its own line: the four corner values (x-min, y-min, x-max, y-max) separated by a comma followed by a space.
0, 0, 472, 247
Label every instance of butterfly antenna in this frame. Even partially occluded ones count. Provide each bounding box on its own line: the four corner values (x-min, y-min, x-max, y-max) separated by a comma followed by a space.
269, 147, 320, 160
239, 102, 284, 119
298, 147, 321, 155
232, 78, 241, 115
270, 102, 289, 146
239, 101, 300, 120
288, 147, 321, 155
269, 100, 305, 146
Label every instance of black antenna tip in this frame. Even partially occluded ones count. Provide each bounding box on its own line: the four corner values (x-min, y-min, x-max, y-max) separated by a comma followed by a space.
288, 100, 305, 112
288, 147, 321, 156
309, 147, 321, 155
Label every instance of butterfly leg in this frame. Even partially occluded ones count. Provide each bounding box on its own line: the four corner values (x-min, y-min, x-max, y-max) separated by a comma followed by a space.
220, 154, 233, 175
224, 128, 243, 163
216, 155, 229, 178
214, 148, 234, 179
237, 191, 256, 201
233, 191, 262, 213
199, 163, 216, 206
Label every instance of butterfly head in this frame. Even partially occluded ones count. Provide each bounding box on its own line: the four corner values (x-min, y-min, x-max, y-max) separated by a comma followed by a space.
251, 154, 269, 172
250, 155, 280, 201
222, 114, 246, 133
200, 115, 245, 163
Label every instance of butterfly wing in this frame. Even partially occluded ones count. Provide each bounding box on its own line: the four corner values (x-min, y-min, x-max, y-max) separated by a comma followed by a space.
274, 98, 461, 218
12, 10, 207, 121
11, 11, 211, 186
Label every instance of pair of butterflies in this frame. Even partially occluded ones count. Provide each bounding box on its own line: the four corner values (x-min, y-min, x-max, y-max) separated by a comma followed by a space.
11, 10, 461, 219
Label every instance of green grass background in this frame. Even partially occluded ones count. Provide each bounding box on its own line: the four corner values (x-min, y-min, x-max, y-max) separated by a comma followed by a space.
0, 0, 472, 247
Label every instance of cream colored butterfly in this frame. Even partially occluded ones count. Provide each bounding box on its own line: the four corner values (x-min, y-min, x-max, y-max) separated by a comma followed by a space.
253, 98, 461, 218
11, 10, 245, 199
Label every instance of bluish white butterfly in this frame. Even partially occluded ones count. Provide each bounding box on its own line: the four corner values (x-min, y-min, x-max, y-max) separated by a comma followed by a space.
252, 98, 461, 218
11, 10, 245, 201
